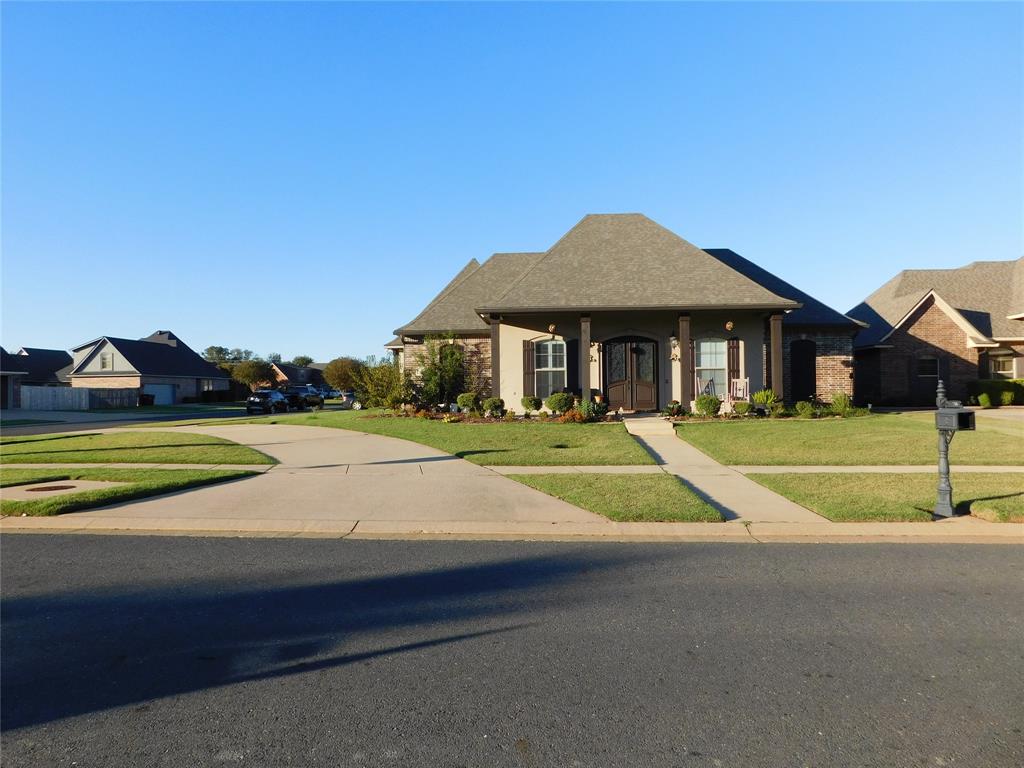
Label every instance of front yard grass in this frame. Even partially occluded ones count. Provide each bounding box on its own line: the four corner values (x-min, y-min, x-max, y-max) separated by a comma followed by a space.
0, 431, 275, 465
0, 467, 257, 516
676, 413, 1020, 466
508, 473, 722, 522
748, 472, 1024, 522
222, 410, 655, 466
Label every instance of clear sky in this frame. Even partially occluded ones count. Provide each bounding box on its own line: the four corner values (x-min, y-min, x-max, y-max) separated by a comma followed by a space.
3, 1, 1021, 362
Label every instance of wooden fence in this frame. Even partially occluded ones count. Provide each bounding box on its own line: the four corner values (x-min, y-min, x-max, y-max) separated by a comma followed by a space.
20, 386, 140, 411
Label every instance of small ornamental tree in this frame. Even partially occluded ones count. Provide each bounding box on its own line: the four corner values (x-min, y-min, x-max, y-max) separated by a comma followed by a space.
354, 356, 412, 409
322, 357, 364, 391
232, 360, 277, 391
418, 335, 465, 406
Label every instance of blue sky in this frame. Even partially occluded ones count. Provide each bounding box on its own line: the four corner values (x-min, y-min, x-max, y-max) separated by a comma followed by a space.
3, 1, 1021, 361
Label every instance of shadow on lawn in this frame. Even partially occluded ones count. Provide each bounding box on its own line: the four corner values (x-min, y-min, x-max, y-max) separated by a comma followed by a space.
1, 549, 628, 730
910, 491, 1024, 518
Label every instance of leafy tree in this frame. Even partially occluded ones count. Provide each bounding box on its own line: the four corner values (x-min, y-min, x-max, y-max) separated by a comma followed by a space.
228, 348, 254, 362
354, 356, 411, 409
266, 352, 282, 364
231, 360, 277, 391
417, 335, 465, 406
203, 346, 230, 363
291, 355, 314, 367
322, 357, 363, 391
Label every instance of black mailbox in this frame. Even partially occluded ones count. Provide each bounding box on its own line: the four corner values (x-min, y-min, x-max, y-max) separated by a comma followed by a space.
935, 407, 975, 432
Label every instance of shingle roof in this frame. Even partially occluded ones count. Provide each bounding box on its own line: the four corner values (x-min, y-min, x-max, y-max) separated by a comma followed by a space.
479, 214, 799, 312
394, 252, 544, 334
1, 347, 28, 375
703, 249, 859, 328
71, 331, 227, 378
15, 348, 73, 384
383, 337, 404, 349
274, 363, 325, 386
848, 257, 1024, 347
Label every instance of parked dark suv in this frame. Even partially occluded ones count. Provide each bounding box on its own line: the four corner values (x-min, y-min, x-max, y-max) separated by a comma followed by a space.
282, 385, 325, 410
246, 390, 289, 415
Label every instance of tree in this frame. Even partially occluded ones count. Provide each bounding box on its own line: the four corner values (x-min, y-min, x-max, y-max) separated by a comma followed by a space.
231, 360, 277, 391
203, 346, 230, 363
290, 355, 314, 367
354, 356, 411, 409
266, 352, 282, 364
322, 357, 363, 391
229, 348, 254, 362
417, 335, 465, 406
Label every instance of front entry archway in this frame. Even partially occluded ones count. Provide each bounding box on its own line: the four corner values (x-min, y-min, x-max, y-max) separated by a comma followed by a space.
604, 337, 658, 411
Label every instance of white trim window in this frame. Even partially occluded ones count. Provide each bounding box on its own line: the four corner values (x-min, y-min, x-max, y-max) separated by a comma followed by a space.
989, 355, 1014, 379
917, 356, 938, 378
535, 340, 566, 399
694, 339, 727, 396
100, 353, 113, 370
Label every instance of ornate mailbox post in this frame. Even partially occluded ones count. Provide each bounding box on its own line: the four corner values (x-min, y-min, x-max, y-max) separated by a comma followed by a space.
934, 380, 976, 517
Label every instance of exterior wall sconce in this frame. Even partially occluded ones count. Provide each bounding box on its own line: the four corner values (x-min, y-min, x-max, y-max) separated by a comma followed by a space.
547, 324, 556, 336
669, 335, 680, 362
725, 321, 735, 332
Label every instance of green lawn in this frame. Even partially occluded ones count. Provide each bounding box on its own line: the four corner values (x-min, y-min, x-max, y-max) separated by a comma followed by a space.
748, 472, 1024, 522
171, 410, 654, 466
0, 431, 275, 465
0, 467, 257, 516
676, 413, 1020, 466
508, 473, 722, 522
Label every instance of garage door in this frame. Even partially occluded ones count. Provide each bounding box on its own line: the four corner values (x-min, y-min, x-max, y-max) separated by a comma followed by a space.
143, 383, 175, 405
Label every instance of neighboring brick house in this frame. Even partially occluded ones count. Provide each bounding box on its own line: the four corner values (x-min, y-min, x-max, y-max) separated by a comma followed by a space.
848, 257, 1024, 405
390, 214, 859, 410
68, 330, 230, 405
1, 348, 28, 409
272, 363, 326, 389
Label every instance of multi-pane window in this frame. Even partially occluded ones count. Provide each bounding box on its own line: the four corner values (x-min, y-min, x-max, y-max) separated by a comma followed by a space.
100, 353, 112, 370
200, 379, 215, 392
917, 356, 938, 377
694, 339, 726, 396
990, 356, 1014, 379
535, 340, 566, 399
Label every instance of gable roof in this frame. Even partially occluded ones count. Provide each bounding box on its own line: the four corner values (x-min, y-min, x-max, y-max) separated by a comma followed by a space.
15, 347, 73, 383
70, 331, 227, 378
848, 257, 1024, 347
703, 249, 861, 328
479, 214, 800, 313
273, 363, 325, 386
395, 252, 544, 335
1, 347, 28, 375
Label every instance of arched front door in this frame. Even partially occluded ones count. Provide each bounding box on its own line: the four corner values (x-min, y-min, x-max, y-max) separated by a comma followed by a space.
604, 337, 658, 411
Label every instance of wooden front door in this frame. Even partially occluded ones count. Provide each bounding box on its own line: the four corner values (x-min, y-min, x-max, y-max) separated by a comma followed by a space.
604, 337, 658, 411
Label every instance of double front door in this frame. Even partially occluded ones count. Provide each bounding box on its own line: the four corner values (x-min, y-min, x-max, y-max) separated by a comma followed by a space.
604, 337, 658, 411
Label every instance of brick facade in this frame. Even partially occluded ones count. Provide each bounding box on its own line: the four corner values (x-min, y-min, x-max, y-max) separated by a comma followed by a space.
71, 376, 142, 389
854, 295, 980, 406
778, 329, 855, 404
402, 335, 493, 397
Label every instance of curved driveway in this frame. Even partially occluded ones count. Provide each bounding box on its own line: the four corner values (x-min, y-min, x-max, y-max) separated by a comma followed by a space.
80, 424, 603, 525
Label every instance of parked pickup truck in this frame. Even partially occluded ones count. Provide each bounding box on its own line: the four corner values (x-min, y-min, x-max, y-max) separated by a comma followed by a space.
281, 385, 325, 410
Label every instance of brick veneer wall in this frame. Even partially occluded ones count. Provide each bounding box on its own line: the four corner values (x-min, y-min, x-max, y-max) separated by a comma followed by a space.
779, 329, 855, 404
402, 335, 493, 397
71, 376, 142, 389
868, 295, 980, 405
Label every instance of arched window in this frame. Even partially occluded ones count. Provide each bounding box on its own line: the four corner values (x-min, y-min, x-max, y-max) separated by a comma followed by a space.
535, 340, 566, 398
694, 338, 727, 396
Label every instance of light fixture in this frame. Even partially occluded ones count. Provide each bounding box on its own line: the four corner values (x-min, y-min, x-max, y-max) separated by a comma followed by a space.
725, 321, 734, 332
547, 323, 556, 337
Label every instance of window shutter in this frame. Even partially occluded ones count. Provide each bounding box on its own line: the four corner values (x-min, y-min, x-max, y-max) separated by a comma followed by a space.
727, 338, 740, 384
523, 340, 535, 397
566, 339, 580, 394
689, 339, 696, 395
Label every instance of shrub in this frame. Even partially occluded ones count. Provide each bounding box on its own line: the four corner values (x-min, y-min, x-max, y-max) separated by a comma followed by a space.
521, 396, 542, 412
482, 396, 504, 417
968, 378, 1024, 406
503, 409, 516, 422
456, 392, 480, 413
573, 399, 608, 423
441, 413, 461, 423
417, 335, 466, 407
558, 409, 587, 423
1001, 390, 1015, 406
694, 394, 722, 418
537, 411, 550, 422
353, 356, 413, 409
978, 392, 993, 408
751, 389, 779, 408
733, 401, 751, 416
415, 409, 431, 419
768, 402, 787, 418
795, 400, 815, 419
662, 400, 688, 418
545, 392, 575, 414
830, 391, 852, 416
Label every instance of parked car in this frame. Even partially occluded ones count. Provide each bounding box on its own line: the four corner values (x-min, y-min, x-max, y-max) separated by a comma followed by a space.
282, 385, 324, 410
246, 390, 289, 415
337, 390, 363, 410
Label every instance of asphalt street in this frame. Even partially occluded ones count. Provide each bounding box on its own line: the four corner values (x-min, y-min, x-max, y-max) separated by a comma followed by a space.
1, 536, 1021, 767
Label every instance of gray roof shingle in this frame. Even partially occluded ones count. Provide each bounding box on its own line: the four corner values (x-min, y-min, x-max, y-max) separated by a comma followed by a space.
71, 331, 227, 379
14, 348, 73, 383
848, 257, 1024, 347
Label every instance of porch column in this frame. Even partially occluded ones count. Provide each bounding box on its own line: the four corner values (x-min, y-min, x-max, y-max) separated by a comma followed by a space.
678, 313, 692, 406
489, 314, 501, 400
769, 313, 784, 399
579, 314, 591, 400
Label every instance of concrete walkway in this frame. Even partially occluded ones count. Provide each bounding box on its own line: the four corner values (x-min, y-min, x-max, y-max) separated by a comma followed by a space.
621, 416, 827, 523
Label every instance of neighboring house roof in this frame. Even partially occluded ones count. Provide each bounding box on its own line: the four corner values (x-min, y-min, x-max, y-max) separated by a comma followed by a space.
273, 363, 325, 386
848, 257, 1024, 348
384, 337, 404, 349
394, 252, 544, 335
70, 330, 228, 378
702, 249, 861, 328
1, 347, 28, 376
15, 347, 73, 384
479, 214, 800, 313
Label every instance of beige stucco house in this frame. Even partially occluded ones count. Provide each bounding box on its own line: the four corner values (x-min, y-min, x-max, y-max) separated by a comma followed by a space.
392, 214, 859, 411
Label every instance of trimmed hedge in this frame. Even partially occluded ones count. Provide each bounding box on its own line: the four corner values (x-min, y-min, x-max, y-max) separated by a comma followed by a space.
967, 379, 1024, 407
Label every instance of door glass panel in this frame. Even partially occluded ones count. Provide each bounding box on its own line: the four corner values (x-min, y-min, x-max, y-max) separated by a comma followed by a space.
634, 342, 655, 383
607, 343, 626, 382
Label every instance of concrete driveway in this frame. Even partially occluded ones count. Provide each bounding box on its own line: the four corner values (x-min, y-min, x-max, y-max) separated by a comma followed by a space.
74, 424, 602, 525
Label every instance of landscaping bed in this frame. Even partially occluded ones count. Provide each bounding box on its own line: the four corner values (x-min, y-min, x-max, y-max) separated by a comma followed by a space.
676, 413, 1020, 466
0, 468, 257, 516
747, 472, 1024, 522
508, 473, 722, 522
0, 431, 275, 465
